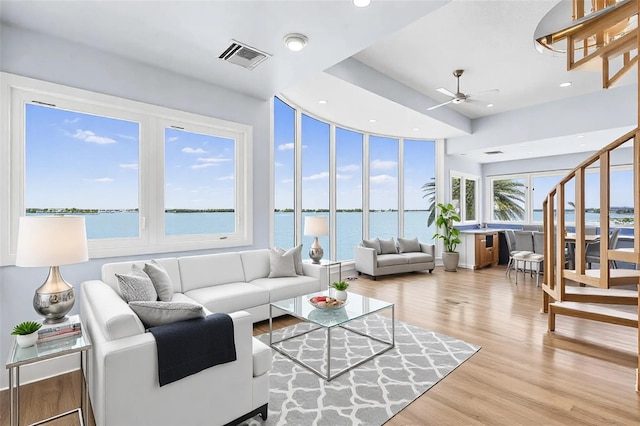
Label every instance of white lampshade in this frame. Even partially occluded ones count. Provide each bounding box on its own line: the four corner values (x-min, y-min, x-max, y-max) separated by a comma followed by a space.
16, 216, 89, 267
304, 216, 328, 236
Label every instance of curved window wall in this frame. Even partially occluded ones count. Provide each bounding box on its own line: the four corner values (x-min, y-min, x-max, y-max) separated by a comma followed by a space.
273, 97, 437, 261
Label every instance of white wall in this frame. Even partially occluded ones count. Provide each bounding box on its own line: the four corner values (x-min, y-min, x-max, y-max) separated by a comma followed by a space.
0, 25, 271, 388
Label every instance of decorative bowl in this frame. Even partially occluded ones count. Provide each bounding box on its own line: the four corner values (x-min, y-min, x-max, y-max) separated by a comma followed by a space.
308, 297, 347, 310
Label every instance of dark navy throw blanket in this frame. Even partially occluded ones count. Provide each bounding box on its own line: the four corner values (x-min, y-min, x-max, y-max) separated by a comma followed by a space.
149, 313, 236, 387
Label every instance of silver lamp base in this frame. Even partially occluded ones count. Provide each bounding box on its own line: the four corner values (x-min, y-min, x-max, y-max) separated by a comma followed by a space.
33, 266, 75, 324
309, 237, 324, 264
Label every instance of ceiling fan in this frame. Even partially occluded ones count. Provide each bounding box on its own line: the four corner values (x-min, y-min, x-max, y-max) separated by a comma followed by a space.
427, 69, 499, 111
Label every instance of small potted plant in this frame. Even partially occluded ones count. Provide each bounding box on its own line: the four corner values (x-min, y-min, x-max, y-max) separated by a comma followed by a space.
433, 202, 461, 272
332, 281, 349, 301
12, 320, 42, 348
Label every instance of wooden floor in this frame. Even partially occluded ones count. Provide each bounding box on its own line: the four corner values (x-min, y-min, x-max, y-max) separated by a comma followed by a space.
2, 265, 640, 425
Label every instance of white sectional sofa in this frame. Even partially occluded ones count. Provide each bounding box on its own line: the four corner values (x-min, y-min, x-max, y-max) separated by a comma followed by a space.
80, 249, 322, 426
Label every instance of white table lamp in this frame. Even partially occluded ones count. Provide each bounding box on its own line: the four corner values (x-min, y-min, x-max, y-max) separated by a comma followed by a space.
304, 216, 328, 264
16, 216, 89, 323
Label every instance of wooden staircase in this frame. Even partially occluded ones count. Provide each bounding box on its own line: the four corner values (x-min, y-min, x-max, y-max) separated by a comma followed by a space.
537, 0, 640, 391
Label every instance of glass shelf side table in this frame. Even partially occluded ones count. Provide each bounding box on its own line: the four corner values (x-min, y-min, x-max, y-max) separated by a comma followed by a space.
5, 326, 92, 426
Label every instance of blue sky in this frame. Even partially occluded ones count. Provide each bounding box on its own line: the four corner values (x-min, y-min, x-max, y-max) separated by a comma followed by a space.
274, 97, 436, 211
26, 104, 235, 210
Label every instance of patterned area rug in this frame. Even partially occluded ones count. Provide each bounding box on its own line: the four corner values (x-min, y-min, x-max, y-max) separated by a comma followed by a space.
244, 315, 480, 426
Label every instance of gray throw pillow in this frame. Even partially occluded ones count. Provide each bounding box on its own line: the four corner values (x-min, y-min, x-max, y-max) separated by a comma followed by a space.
116, 264, 158, 303
129, 301, 204, 328
268, 248, 297, 278
275, 244, 303, 275
379, 237, 398, 254
144, 260, 174, 302
398, 237, 421, 253
362, 238, 381, 255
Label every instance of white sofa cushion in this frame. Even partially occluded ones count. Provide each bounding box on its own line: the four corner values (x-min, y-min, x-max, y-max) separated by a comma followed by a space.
185, 282, 269, 314
239, 249, 271, 282
252, 338, 272, 377
362, 238, 381, 254
179, 253, 246, 292
116, 264, 158, 302
250, 275, 320, 302
274, 245, 303, 275
102, 258, 182, 295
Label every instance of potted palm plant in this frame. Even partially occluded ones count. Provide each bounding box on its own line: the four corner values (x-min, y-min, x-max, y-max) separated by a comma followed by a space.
433, 202, 461, 272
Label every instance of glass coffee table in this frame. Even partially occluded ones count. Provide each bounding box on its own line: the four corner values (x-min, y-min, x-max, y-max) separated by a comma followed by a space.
269, 291, 394, 381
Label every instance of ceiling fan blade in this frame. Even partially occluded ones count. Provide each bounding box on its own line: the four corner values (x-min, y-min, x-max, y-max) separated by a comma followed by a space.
436, 87, 456, 97
466, 88, 500, 98
427, 100, 453, 111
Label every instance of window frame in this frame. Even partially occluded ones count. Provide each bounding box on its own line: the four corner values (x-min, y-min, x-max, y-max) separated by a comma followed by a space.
450, 170, 479, 225
1, 73, 253, 265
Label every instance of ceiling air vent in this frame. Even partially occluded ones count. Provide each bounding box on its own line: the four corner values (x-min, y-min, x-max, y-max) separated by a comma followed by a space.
483, 150, 504, 155
219, 40, 271, 70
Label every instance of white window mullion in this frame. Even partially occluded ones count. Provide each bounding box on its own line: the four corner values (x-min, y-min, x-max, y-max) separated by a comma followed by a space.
363, 133, 370, 240
398, 138, 405, 238
329, 124, 337, 261
294, 109, 303, 245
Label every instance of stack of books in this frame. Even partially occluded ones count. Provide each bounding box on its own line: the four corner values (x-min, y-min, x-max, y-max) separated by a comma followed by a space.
37, 314, 82, 343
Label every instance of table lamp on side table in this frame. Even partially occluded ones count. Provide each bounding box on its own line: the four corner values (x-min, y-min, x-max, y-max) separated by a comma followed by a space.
304, 216, 328, 264
16, 216, 89, 324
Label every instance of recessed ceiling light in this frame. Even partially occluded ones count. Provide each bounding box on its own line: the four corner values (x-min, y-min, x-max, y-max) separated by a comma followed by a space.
369, 119, 376, 123
283, 33, 308, 52
519, 143, 526, 147
412, 127, 420, 131
559, 81, 572, 88
578, 143, 586, 147
528, 151, 534, 155
318, 99, 327, 104
353, 0, 371, 7
576, 134, 584, 138
486, 103, 494, 108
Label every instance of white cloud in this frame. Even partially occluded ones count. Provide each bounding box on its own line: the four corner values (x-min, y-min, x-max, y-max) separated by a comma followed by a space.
303, 172, 329, 181
197, 157, 231, 163
73, 129, 116, 144
217, 175, 234, 181
371, 159, 397, 170
92, 177, 114, 182
119, 163, 138, 170
118, 134, 138, 141
336, 174, 352, 180
64, 118, 80, 124
182, 147, 208, 154
278, 143, 295, 151
282, 178, 294, 184
370, 174, 396, 184
337, 164, 360, 172
190, 163, 215, 169
167, 136, 179, 142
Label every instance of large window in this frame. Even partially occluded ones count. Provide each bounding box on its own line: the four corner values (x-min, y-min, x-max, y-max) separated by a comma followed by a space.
272, 97, 437, 261
450, 172, 479, 224
491, 177, 526, 222
369, 136, 398, 239
2, 74, 252, 264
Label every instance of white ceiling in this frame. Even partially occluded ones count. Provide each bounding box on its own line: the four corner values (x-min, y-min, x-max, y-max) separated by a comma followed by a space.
1, 0, 636, 163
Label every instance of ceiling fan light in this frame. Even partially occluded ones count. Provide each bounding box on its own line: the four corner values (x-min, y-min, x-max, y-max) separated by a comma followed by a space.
353, 0, 371, 7
284, 33, 308, 51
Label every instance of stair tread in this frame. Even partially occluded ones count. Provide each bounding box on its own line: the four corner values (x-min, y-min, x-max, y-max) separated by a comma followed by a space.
550, 301, 637, 320
565, 286, 637, 298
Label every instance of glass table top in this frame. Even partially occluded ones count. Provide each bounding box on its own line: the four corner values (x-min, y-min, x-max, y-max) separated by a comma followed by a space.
6, 329, 91, 368
271, 291, 393, 328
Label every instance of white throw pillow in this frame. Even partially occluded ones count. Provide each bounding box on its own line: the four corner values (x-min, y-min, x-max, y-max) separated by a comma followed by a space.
275, 244, 303, 275
379, 237, 398, 254
129, 301, 204, 328
268, 248, 297, 278
398, 237, 421, 253
116, 264, 158, 303
144, 260, 174, 302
